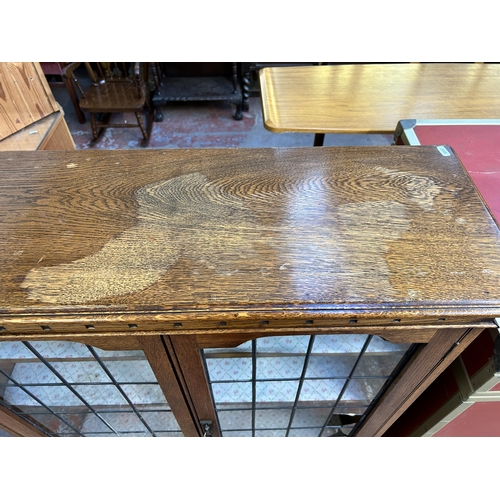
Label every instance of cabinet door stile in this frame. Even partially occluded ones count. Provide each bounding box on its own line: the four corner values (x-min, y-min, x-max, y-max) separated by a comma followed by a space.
354, 327, 485, 436
168, 336, 221, 437
0, 404, 48, 437
139, 336, 201, 437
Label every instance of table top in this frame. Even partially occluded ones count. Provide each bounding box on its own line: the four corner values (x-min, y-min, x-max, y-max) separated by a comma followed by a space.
396, 119, 500, 226
1, 147, 500, 330
259, 64, 500, 134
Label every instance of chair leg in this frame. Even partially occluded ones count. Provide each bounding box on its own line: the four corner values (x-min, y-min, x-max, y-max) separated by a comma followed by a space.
145, 105, 153, 143
90, 113, 99, 141
135, 112, 150, 146
89, 113, 111, 145
313, 133, 325, 147
63, 76, 86, 124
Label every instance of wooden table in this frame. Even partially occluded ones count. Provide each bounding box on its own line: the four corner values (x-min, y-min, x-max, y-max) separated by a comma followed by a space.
394, 119, 500, 226
1, 147, 500, 437
259, 63, 500, 145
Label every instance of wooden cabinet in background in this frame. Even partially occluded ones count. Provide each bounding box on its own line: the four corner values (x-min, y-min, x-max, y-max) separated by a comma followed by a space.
0, 62, 75, 151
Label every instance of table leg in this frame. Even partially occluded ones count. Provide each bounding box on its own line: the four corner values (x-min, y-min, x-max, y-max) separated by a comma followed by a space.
314, 133, 325, 146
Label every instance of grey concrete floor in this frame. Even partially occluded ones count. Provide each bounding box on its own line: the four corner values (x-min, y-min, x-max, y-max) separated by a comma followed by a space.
51, 84, 393, 150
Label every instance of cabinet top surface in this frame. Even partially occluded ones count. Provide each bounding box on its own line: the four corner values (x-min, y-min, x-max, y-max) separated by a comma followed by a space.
259, 63, 500, 134
1, 147, 500, 320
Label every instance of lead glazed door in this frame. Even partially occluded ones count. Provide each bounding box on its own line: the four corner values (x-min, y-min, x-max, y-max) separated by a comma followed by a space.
0, 325, 489, 437
138, 325, 486, 438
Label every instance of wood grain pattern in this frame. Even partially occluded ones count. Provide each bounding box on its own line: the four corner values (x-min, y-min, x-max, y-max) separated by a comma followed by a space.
0, 315, 492, 340
0, 336, 141, 351
139, 335, 199, 436
0, 113, 55, 151
259, 64, 500, 134
0, 321, 494, 346
194, 328, 440, 348
169, 335, 221, 436
1, 148, 500, 337
0, 112, 75, 151
0, 63, 59, 140
38, 112, 75, 151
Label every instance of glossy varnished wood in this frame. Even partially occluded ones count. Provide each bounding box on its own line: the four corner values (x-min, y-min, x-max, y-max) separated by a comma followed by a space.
194, 327, 439, 348
0, 62, 59, 140
168, 335, 222, 436
139, 336, 200, 436
64, 63, 152, 145
259, 64, 500, 134
1, 147, 500, 336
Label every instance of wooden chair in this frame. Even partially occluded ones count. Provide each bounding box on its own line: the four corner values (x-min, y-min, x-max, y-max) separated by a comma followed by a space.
64, 63, 153, 146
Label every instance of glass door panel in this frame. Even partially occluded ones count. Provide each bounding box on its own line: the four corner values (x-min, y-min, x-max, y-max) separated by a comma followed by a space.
0, 340, 183, 437
202, 334, 412, 437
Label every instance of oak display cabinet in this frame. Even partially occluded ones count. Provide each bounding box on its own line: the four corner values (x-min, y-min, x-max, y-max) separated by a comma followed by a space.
1, 147, 499, 437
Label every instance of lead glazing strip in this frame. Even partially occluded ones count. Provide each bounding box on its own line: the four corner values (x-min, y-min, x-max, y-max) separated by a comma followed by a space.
350, 343, 419, 436
86, 345, 157, 437
22, 341, 120, 436
0, 366, 84, 436
318, 335, 373, 437
0, 398, 56, 436
284, 335, 315, 437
